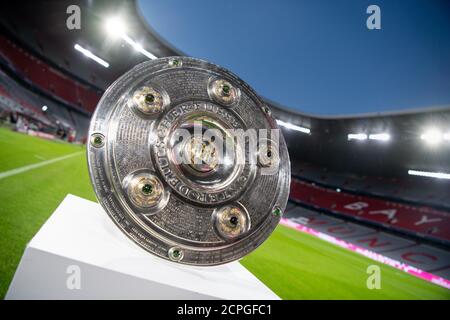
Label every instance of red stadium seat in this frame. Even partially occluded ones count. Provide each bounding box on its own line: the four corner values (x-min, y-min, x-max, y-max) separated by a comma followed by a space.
0, 35, 101, 113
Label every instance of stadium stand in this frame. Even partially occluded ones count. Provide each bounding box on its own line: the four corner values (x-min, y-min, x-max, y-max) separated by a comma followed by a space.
284, 203, 450, 277
0, 34, 101, 113
292, 161, 450, 211
0, 62, 89, 141
0, 69, 53, 126
289, 178, 450, 244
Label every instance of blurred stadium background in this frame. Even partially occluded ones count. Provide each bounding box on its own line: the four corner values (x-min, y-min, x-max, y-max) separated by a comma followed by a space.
0, 0, 449, 299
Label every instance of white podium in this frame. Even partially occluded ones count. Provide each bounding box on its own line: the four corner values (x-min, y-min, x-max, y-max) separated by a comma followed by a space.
6, 194, 279, 300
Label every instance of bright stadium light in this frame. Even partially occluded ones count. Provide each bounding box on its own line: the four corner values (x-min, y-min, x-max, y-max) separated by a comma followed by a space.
105, 17, 157, 60
421, 129, 443, 145
444, 132, 450, 141
41, 105, 48, 112
369, 133, 390, 141
122, 34, 158, 60
347, 133, 368, 141
408, 169, 450, 180
74, 44, 109, 68
276, 119, 311, 134
105, 17, 126, 37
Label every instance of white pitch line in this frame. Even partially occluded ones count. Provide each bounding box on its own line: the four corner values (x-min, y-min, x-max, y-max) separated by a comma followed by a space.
0, 151, 84, 180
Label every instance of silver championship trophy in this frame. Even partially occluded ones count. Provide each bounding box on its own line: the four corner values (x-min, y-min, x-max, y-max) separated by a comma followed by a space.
87, 57, 290, 265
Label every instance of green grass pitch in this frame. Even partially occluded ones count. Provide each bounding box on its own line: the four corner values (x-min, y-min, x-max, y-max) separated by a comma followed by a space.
0, 127, 448, 299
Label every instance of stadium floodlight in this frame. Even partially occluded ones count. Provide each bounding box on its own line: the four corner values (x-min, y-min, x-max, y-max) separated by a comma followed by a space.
105, 17, 126, 37
420, 129, 443, 145
408, 169, 450, 180
368, 133, 390, 141
74, 44, 109, 68
122, 34, 158, 60
276, 119, 311, 134
347, 133, 368, 141
104, 17, 158, 60
41, 105, 48, 112
444, 132, 450, 141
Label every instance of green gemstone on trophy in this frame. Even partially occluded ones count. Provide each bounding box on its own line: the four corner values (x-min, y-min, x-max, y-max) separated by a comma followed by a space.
222, 84, 230, 95
94, 136, 102, 145
145, 94, 155, 104
272, 207, 282, 216
142, 183, 153, 194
